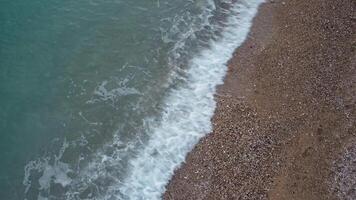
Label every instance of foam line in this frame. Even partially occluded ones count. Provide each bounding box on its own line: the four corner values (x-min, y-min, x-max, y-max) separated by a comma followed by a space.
118, 1, 264, 199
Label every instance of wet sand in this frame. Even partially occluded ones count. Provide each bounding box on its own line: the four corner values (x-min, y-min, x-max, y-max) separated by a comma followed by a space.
164, 0, 355, 199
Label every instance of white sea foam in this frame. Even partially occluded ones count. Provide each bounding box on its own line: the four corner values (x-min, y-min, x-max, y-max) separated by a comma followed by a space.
22, 1, 264, 199
87, 79, 141, 105
23, 140, 73, 198
118, 0, 264, 199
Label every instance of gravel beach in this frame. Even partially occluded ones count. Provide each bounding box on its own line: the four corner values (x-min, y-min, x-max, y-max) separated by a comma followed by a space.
164, 0, 355, 199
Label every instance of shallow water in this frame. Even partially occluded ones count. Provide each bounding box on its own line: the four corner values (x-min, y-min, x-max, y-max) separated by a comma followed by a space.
0, 0, 263, 199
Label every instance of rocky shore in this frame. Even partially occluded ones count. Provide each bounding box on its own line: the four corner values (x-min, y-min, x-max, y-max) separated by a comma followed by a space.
164, 0, 355, 199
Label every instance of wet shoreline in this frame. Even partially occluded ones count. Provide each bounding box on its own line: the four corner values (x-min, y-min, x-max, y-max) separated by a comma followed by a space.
164, 0, 355, 199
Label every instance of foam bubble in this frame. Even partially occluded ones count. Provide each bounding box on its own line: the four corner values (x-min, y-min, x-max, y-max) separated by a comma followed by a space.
87, 79, 141, 105
23, 139, 73, 197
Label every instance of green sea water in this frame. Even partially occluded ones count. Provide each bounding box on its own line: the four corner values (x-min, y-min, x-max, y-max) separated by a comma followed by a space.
0, 0, 220, 199
0, 0, 264, 199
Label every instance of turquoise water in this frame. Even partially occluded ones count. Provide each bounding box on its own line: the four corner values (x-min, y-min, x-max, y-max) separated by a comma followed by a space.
0, 0, 263, 199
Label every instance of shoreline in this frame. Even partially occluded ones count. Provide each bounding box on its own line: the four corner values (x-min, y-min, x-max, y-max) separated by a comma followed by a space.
164, 0, 355, 199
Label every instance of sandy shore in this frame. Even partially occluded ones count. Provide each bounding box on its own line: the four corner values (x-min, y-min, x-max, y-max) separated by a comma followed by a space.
164, 0, 355, 199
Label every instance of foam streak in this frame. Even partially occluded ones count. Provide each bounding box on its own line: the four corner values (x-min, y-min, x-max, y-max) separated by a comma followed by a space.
118, 1, 264, 199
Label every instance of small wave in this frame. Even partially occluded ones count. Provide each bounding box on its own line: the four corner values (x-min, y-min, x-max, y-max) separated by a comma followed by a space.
118, 0, 264, 199
21, 1, 264, 199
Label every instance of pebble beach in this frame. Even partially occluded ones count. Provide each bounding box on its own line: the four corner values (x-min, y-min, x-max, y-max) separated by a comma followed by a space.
164, 0, 356, 199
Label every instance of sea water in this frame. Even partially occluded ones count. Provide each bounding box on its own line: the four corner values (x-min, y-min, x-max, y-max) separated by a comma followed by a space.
0, 0, 263, 199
